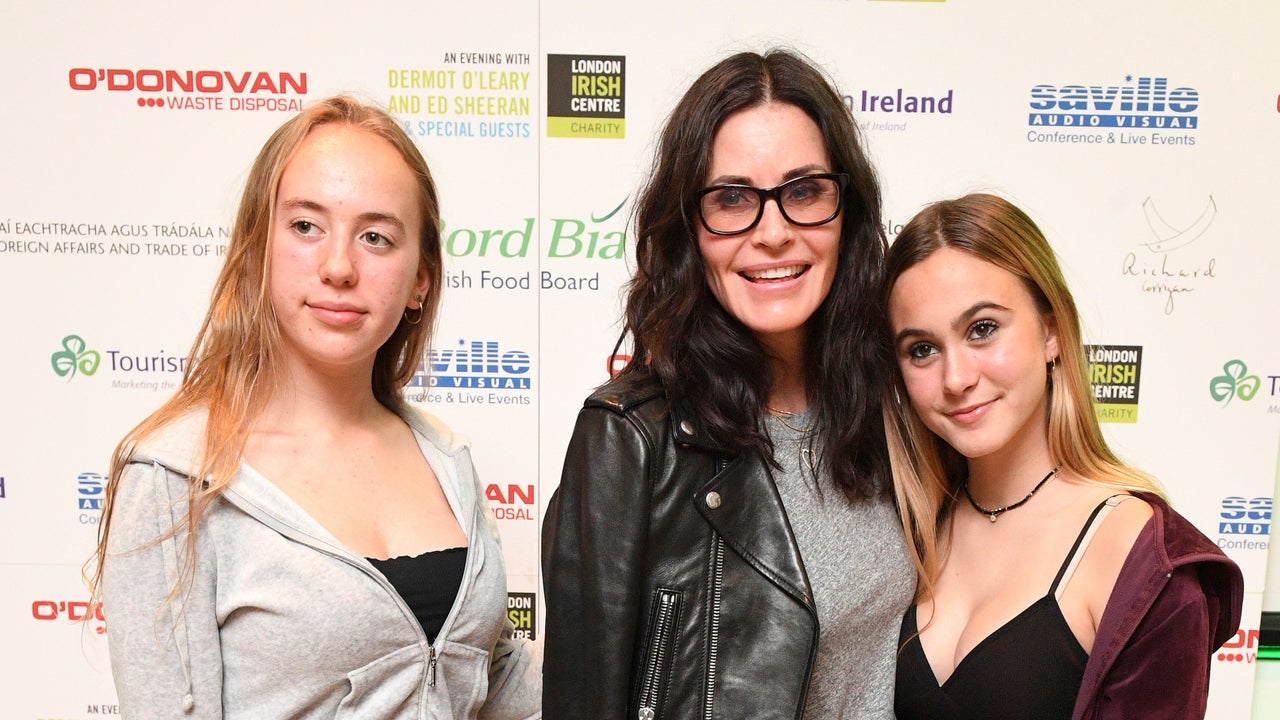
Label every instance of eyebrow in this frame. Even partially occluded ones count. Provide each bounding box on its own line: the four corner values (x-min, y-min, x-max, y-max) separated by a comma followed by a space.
706, 163, 830, 187
278, 198, 407, 233
893, 301, 1011, 345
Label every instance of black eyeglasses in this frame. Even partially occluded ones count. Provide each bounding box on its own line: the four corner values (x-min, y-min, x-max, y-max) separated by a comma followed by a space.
695, 173, 850, 236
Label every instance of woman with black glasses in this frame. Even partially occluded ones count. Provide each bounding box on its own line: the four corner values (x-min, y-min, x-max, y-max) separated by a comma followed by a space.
542, 49, 914, 719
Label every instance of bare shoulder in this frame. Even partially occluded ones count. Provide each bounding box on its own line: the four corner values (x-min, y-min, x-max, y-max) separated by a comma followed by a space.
1096, 494, 1156, 554
1081, 494, 1155, 615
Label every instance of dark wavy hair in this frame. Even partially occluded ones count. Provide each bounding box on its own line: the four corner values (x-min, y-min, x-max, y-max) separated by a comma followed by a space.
616, 49, 889, 498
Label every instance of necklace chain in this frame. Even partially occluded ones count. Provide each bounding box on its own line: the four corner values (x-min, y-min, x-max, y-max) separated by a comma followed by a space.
767, 406, 815, 435
767, 407, 818, 477
963, 467, 1059, 523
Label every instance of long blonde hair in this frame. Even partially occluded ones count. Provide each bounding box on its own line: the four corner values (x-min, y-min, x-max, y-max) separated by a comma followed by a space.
89, 95, 442, 601
882, 193, 1160, 601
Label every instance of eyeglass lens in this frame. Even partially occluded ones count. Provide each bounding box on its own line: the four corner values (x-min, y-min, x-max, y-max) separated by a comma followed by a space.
699, 175, 843, 235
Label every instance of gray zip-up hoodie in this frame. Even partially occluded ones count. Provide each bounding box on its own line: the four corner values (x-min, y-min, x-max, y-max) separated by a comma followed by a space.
102, 404, 540, 719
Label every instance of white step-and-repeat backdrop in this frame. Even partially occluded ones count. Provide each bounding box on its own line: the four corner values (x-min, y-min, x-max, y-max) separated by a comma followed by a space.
1, 1, 1276, 717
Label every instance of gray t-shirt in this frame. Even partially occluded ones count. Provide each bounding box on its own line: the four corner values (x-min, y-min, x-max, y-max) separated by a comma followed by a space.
765, 410, 916, 718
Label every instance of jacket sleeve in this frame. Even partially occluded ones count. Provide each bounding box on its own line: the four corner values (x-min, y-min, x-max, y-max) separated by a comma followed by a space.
465, 448, 543, 720
1083, 564, 1215, 720
542, 405, 653, 720
103, 461, 224, 719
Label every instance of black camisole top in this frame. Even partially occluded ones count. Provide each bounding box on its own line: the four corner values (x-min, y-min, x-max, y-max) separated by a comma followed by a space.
368, 546, 468, 644
895, 498, 1124, 719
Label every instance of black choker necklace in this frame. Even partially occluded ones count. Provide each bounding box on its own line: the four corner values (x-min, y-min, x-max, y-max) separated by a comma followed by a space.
963, 467, 1059, 523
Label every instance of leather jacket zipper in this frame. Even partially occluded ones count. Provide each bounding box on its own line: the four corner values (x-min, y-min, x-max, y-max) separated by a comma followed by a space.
638, 588, 681, 720
703, 534, 725, 720
703, 457, 728, 719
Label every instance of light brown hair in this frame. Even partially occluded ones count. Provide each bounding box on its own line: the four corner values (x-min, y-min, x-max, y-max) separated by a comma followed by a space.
89, 96, 442, 601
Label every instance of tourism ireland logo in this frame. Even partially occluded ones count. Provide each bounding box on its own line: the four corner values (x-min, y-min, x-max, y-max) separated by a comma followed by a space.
1209, 360, 1260, 406
51, 334, 100, 381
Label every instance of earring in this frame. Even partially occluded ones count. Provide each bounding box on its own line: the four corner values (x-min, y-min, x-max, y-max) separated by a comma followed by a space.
403, 295, 424, 325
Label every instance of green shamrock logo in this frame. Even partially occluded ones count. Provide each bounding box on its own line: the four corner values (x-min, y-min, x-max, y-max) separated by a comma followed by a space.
51, 334, 101, 381
1209, 359, 1260, 406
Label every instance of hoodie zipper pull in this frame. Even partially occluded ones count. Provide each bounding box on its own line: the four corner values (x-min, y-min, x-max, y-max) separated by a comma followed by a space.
428, 646, 438, 688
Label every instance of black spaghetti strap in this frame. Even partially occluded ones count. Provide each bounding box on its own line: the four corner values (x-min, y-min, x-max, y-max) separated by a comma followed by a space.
1047, 497, 1117, 594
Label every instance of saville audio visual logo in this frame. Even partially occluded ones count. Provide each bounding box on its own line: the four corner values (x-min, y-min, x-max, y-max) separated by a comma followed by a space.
1218, 495, 1271, 543
78, 472, 106, 526
68, 66, 307, 112
51, 334, 100, 381
408, 339, 532, 407
547, 54, 625, 139
508, 592, 536, 640
1209, 360, 1261, 406
1086, 345, 1142, 423
1026, 75, 1198, 146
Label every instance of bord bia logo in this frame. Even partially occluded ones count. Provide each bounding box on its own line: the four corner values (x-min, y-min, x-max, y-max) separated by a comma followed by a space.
439, 199, 628, 260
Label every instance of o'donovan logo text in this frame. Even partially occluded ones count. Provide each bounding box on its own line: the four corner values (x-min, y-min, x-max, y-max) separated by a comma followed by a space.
68, 66, 307, 112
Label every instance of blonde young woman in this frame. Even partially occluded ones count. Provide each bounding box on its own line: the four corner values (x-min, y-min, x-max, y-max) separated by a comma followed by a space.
884, 193, 1242, 719
90, 96, 538, 719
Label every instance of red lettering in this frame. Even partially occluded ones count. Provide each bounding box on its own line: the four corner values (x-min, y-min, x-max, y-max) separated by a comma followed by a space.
32, 600, 58, 620
608, 353, 631, 377
1222, 628, 1260, 649
68, 68, 96, 90
250, 72, 279, 94
225, 71, 252, 93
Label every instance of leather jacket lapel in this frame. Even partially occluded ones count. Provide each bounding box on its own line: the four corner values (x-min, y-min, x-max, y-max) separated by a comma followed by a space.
696, 452, 815, 611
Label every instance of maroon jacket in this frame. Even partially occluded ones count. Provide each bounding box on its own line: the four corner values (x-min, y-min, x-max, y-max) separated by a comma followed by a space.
1072, 493, 1244, 719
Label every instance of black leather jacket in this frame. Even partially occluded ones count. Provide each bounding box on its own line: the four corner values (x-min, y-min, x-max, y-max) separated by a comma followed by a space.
542, 378, 818, 719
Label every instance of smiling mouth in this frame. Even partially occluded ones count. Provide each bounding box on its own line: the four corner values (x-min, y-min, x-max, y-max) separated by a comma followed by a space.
946, 400, 993, 422
741, 264, 809, 283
